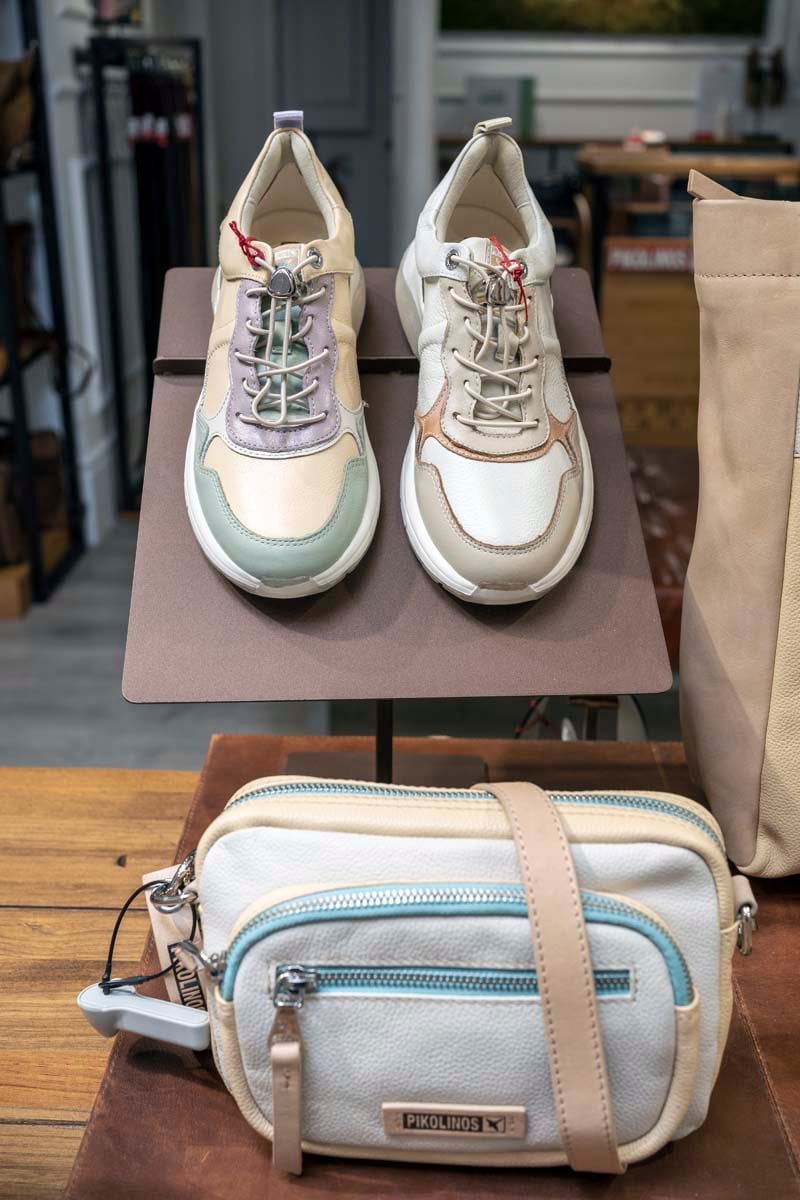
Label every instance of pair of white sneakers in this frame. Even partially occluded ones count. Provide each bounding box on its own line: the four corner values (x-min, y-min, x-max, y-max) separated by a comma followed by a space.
185, 112, 592, 606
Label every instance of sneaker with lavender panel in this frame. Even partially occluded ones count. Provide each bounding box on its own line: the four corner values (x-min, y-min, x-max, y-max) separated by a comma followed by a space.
185, 110, 379, 598
395, 117, 593, 605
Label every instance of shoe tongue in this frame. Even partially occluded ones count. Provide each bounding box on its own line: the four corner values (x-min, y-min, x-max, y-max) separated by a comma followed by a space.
458, 236, 506, 269
254, 243, 308, 405
273, 243, 302, 269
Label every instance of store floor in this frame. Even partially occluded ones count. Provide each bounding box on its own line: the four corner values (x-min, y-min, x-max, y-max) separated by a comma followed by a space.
3, 521, 680, 768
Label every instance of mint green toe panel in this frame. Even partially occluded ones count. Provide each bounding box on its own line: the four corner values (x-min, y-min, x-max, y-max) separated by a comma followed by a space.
194, 415, 369, 584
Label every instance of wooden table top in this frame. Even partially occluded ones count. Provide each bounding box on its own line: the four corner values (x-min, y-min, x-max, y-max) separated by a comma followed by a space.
578, 144, 800, 182
0, 766, 196, 1198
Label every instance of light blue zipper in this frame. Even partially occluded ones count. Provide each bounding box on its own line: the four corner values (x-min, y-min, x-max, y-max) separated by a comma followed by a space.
225, 781, 722, 853
220, 882, 693, 1006
275, 963, 631, 999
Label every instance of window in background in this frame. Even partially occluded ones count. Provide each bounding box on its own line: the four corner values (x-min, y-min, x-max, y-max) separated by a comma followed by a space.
440, 0, 768, 36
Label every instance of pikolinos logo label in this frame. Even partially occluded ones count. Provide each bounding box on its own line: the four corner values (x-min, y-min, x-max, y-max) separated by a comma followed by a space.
383, 1104, 526, 1139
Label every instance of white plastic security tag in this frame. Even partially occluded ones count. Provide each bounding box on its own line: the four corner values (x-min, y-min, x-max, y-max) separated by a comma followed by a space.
78, 984, 210, 1051
77, 860, 209, 1050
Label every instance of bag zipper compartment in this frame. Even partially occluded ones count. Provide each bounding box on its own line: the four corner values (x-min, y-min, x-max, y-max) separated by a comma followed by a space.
220, 779, 723, 853
215, 881, 694, 1004
195, 880, 695, 1165
273, 963, 633, 1001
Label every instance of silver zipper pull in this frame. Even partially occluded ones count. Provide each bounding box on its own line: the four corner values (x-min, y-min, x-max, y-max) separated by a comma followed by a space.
733, 875, 758, 956
269, 968, 315, 1176
737, 903, 758, 955
273, 965, 318, 1009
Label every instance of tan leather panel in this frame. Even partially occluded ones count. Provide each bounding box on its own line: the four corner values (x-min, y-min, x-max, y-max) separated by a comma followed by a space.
692, 190, 800, 278
485, 782, 622, 1174
329, 274, 361, 412
415, 460, 581, 587
417, 385, 576, 464
687, 171, 739, 202
269, 1010, 303, 1174
680, 186, 800, 870
202, 274, 238, 418
202, 433, 358, 538
215, 274, 239, 326
753, 459, 800, 875
201, 332, 234, 419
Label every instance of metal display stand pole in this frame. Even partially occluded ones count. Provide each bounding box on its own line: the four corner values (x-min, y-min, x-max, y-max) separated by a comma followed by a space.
375, 699, 393, 783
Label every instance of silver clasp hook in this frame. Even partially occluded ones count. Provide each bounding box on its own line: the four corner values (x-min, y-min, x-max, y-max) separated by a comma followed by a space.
150, 851, 197, 913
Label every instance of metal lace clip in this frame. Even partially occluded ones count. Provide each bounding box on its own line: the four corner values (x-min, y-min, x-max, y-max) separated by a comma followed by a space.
150, 851, 197, 914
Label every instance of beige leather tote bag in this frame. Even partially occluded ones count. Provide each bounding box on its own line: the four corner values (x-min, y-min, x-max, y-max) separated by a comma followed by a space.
681, 169, 800, 876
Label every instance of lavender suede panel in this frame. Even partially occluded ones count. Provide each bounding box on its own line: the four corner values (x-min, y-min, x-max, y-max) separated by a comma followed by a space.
224, 274, 341, 453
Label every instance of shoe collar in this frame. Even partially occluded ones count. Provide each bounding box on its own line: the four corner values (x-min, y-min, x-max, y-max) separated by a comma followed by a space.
219, 122, 354, 282
415, 118, 554, 283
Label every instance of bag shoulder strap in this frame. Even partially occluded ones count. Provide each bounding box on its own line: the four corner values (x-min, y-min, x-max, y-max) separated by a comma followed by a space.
485, 782, 623, 1174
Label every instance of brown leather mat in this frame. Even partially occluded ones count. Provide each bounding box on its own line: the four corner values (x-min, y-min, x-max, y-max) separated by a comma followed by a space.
66, 736, 800, 1199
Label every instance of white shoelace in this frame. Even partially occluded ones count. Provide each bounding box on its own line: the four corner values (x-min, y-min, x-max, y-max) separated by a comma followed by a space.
234, 249, 329, 430
448, 251, 540, 431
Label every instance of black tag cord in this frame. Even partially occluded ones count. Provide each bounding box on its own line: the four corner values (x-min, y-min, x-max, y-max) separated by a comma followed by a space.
99, 879, 198, 995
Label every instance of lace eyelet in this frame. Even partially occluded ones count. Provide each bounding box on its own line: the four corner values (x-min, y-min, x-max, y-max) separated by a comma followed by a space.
445, 248, 459, 271
308, 248, 323, 269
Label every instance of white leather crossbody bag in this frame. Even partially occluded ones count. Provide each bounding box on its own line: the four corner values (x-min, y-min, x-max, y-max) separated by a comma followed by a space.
162, 774, 754, 1176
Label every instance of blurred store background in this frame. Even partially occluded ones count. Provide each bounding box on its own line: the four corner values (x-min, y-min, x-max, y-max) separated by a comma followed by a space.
0, 0, 796, 764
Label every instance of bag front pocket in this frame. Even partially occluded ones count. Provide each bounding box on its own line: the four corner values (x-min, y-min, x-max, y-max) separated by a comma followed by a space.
214, 882, 699, 1162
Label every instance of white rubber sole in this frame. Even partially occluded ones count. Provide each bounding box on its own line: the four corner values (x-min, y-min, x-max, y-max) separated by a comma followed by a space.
396, 243, 594, 606
185, 259, 379, 600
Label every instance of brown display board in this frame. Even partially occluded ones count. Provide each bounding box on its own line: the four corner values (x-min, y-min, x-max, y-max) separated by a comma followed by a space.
123, 269, 670, 702
65, 735, 800, 1200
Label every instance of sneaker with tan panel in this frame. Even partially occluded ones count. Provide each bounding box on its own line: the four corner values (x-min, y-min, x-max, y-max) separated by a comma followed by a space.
185, 111, 379, 598
396, 117, 593, 605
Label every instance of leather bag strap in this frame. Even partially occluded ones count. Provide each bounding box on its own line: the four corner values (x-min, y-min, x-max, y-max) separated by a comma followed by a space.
485, 782, 623, 1174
